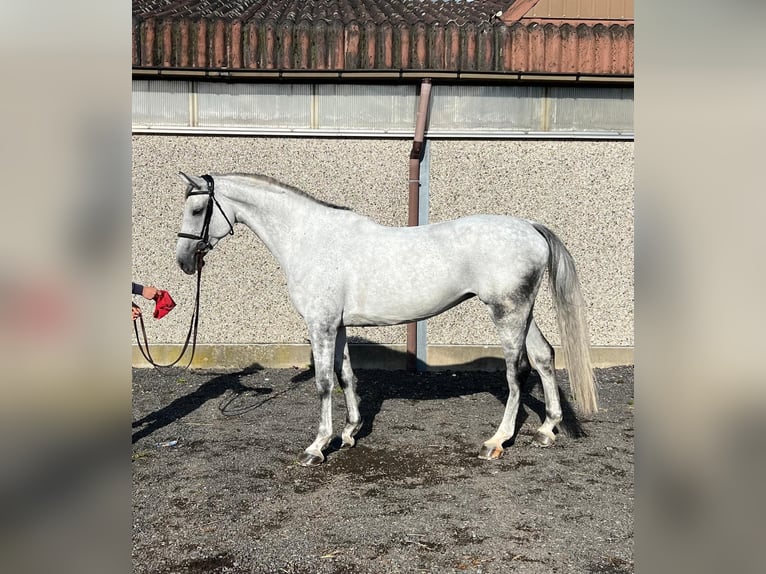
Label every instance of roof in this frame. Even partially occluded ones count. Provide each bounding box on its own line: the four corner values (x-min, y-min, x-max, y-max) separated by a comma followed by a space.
132, 0, 507, 25
132, 0, 633, 78
504, 0, 633, 23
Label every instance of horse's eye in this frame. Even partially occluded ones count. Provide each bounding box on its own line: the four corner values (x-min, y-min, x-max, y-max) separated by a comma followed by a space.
191, 208, 204, 216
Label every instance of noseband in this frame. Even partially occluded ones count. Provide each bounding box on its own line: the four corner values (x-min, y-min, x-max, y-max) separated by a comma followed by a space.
177, 174, 234, 253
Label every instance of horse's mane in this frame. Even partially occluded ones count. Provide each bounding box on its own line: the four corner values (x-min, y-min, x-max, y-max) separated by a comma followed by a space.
227, 173, 350, 211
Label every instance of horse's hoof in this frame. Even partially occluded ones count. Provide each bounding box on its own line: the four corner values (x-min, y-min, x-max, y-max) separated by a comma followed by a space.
478, 445, 504, 460
532, 430, 555, 448
298, 452, 324, 467
340, 437, 355, 449
340, 422, 362, 449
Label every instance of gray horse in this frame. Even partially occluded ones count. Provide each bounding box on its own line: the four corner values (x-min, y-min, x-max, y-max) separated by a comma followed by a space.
175, 172, 598, 466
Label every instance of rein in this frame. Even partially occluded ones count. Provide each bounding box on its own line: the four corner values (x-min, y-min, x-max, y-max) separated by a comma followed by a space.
133, 252, 204, 371
134, 174, 234, 372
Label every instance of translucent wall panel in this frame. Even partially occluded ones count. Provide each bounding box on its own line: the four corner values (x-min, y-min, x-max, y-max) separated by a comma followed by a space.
132, 80, 190, 126
315, 84, 417, 130
132, 80, 633, 136
547, 86, 633, 132
197, 83, 312, 128
429, 85, 546, 131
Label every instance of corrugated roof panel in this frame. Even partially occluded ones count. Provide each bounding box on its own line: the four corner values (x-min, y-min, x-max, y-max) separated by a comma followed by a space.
527, 0, 633, 19
132, 1, 633, 76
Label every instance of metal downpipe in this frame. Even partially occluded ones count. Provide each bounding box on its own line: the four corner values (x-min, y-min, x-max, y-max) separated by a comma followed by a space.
406, 78, 432, 371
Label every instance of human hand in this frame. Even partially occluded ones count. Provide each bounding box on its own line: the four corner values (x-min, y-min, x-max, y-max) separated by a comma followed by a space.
132, 302, 141, 321
142, 286, 158, 300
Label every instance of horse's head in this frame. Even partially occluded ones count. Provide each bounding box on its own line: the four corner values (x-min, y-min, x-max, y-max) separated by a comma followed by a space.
175, 172, 235, 275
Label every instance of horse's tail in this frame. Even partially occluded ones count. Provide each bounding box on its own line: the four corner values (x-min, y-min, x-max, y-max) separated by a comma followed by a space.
531, 222, 598, 415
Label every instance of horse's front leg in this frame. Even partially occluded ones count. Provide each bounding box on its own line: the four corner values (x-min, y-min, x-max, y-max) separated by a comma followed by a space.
334, 325, 362, 449
298, 322, 338, 467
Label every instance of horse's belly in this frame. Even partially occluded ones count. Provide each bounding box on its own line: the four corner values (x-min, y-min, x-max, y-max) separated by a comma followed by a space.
342, 281, 473, 326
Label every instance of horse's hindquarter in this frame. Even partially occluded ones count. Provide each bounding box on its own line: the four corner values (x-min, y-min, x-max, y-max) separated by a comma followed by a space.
339, 215, 549, 326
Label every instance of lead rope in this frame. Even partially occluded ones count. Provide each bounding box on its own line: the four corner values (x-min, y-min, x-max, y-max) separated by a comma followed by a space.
133, 252, 204, 372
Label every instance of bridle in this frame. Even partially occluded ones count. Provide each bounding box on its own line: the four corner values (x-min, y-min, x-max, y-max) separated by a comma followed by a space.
133, 174, 234, 372
177, 174, 235, 254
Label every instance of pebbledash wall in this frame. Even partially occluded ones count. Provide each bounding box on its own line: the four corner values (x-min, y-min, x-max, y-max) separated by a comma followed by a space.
131, 135, 633, 369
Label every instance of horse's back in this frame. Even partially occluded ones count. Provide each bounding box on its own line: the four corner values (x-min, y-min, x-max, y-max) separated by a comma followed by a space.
394, 214, 550, 272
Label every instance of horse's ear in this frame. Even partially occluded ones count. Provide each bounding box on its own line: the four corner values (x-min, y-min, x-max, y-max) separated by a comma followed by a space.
178, 171, 206, 189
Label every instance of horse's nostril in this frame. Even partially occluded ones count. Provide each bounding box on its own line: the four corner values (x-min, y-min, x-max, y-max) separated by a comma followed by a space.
180, 260, 195, 275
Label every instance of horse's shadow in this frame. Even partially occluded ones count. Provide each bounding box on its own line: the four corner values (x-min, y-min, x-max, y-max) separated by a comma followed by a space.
357, 370, 584, 442
132, 347, 586, 453
132, 363, 270, 444
299, 343, 586, 458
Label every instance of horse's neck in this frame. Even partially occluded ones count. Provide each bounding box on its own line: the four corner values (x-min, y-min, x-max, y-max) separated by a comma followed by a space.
226, 181, 334, 268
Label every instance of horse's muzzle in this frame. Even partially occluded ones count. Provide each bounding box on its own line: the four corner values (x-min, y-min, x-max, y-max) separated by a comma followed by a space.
178, 251, 205, 275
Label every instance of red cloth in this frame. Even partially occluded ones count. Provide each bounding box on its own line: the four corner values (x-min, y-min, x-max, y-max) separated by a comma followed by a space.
153, 290, 176, 319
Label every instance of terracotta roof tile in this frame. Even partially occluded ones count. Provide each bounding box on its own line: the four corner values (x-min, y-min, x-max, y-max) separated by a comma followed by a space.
133, 0, 509, 25
132, 1, 633, 76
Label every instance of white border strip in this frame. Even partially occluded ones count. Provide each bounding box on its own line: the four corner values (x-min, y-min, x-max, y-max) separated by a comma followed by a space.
131, 126, 634, 140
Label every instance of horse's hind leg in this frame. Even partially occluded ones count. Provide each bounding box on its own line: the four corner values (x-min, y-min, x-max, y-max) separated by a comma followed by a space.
526, 319, 562, 447
334, 326, 362, 449
478, 302, 531, 460
298, 322, 339, 467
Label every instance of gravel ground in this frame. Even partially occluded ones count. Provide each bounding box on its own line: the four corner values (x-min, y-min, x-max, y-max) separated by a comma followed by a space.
132, 365, 634, 573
